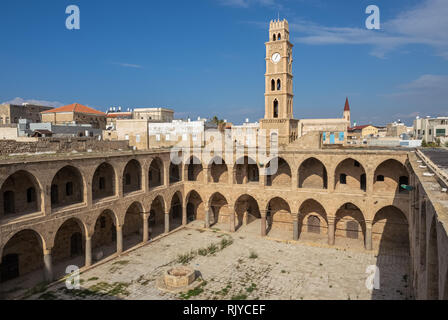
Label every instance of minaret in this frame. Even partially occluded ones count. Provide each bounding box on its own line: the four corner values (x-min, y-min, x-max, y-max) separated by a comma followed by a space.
343, 97, 351, 127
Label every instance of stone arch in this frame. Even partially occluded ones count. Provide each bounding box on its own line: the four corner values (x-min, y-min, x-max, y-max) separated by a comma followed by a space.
209, 156, 228, 183
266, 157, 291, 187
91, 209, 117, 263
266, 197, 291, 236
186, 190, 203, 223
169, 162, 181, 184
235, 156, 259, 184
51, 165, 84, 209
209, 192, 229, 226
0, 170, 42, 218
149, 157, 164, 189
428, 216, 439, 299
334, 158, 366, 192
92, 162, 116, 201
123, 201, 143, 250
373, 206, 410, 253
186, 156, 203, 181
169, 192, 183, 230
298, 158, 328, 189
149, 196, 166, 238
335, 202, 366, 247
298, 199, 328, 241
0, 229, 45, 283
234, 194, 260, 231
122, 159, 142, 194
52, 218, 87, 269
373, 159, 409, 194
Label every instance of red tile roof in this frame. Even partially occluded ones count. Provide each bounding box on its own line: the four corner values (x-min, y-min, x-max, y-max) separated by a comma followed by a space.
344, 97, 350, 111
42, 103, 106, 115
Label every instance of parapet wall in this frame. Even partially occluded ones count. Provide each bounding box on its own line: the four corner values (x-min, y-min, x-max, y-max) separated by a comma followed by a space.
0, 138, 131, 155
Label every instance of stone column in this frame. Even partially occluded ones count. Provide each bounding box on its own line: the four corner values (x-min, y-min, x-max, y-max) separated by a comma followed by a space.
85, 236, 92, 267
366, 172, 374, 195
328, 217, 335, 246
117, 225, 123, 254
142, 213, 149, 243
204, 207, 210, 228
260, 210, 267, 237
230, 211, 236, 232
327, 168, 335, 193
228, 166, 234, 185
293, 215, 299, 241
260, 168, 266, 187
164, 210, 170, 233
365, 220, 373, 251
204, 167, 210, 184
43, 249, 53, 283
182, 205, 187, 226
164, 161, 170, 186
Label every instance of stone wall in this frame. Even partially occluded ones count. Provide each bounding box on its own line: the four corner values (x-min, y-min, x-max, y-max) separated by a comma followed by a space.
0, 138, 130, 155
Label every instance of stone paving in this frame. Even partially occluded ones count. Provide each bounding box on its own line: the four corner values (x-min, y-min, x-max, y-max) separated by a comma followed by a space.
24, 224, 412, 300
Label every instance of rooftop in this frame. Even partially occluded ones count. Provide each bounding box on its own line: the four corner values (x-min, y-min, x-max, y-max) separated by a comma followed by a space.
42, 103, 106, 116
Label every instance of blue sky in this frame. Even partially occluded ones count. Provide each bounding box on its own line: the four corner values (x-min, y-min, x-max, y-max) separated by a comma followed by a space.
1, 0, 447, 125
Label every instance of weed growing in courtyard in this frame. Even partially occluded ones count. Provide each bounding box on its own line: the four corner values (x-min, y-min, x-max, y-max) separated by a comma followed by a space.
249, 251, 258, 259
231, 292, 248, 300
246, 283, 257, 293
88, 277, 99, 282
220, 237, 233, 250
207, 243, 219, 255
177, 250, 196, 264
179, 280, 207, 300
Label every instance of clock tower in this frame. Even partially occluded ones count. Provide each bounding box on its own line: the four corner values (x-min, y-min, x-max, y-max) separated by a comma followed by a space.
261, 19, 298, 145
264, 19, 294, 119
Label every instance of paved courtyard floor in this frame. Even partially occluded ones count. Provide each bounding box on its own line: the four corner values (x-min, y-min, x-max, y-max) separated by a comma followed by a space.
21, 222, 411, 300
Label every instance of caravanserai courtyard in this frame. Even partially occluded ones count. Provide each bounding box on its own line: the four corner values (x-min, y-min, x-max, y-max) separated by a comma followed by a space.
20, 222, 411, 300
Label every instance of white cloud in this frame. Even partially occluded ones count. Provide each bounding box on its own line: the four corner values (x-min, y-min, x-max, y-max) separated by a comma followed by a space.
292, 0, 448, 59
218, 0, 279, 8
2, 97, 64, 108
111, 62, 143, 69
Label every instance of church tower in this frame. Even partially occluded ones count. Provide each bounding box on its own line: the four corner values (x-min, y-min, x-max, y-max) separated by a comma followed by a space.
343, 97, 351, 127
264, 19, 294, 119
260, 19, 298, 145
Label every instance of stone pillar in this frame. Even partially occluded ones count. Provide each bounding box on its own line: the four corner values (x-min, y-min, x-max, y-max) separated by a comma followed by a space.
85, 236, 92, 267
328, 217, 335, 246
164, 161, 170, 186
366, 172, 374, 195
260, 168, 266, 187
204, 207, 210, 228
293, 215, 299, 241
165, 210, 170, 233
328, 168, 335, 193
230, 211, 236, 232
204, 167, 210, 184
260, 210, 267, 237
117, 225, 123, 254
182, 205, 187, 226
365, 221, 373, 250
291, 171, 298, 190
143, 213, 149, 242
228, 166, 234, 185
43, 249, 53, 283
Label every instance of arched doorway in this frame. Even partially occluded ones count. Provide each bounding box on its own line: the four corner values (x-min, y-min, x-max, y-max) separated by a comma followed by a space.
266, 157, 291, 187
210, 157, 228, 183
123, 202, 143, 250
148, 158, 163, 189
235, 156, 259, 184
298, 158, 328, 189
298, 199, 328, 242
334, 159, 366, 192
187, 156, 203, 181
92, 210, 117, 263
92, 163, 116, 200
209, 193, 229, 227
335, 203, 366, 248
186, 191, 203, 223
170, 192, 183, 230
149, 196, 165, 239
234, 194, 260, 232
373, 159, 409, 194
266, 197, 291, 238
51, 166, 84, 208
0, 171, 41, 218
123, 160, 142, 194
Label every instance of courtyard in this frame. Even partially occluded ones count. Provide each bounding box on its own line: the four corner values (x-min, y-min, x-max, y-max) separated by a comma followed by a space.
20, 222, 411, 300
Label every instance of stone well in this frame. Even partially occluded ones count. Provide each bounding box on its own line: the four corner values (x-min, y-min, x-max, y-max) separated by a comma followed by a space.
164, 266, 196, 288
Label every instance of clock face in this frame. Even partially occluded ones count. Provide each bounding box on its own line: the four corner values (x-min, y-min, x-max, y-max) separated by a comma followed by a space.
271, 52, 281, 64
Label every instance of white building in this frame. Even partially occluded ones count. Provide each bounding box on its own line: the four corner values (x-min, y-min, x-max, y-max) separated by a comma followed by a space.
413, 116, 448, 143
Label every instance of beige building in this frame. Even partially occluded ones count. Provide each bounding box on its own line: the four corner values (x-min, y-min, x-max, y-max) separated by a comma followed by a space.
133, 107, 174, 122
0, 103, 52, 124
42, 103, 107, 129
387, 121, 408, 138
413, 116, 448, 143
